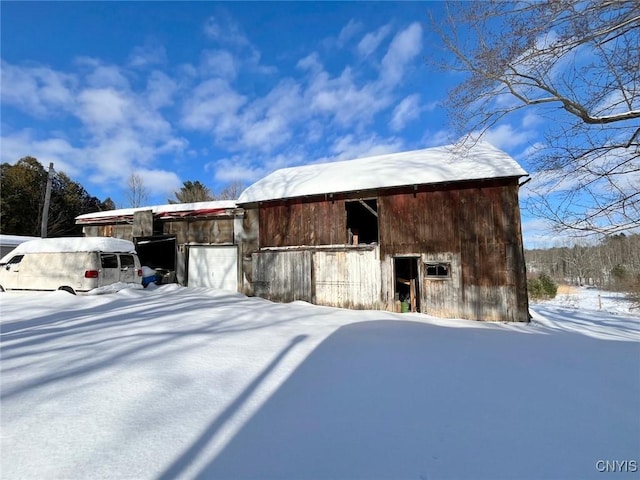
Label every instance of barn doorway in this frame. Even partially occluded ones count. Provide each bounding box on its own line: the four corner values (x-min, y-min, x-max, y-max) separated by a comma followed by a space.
135, 236, 176, 271
394, 257, 420, 312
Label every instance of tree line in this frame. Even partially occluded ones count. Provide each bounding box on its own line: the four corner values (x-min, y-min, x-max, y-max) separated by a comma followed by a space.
525, 234, 640, 295
1, 157, 115, 237
1, 157, 245, 237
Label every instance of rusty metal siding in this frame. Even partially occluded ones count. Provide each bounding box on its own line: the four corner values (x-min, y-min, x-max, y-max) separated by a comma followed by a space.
313, 248, 382, 309
252, 250, 312, 302
259, 199, 346, 247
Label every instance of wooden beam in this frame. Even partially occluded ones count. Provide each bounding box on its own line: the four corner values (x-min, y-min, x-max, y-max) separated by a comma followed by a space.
358, 199, 378, 217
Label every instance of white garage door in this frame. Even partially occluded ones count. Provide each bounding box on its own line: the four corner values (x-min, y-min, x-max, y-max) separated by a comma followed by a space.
188, 246, 238, 291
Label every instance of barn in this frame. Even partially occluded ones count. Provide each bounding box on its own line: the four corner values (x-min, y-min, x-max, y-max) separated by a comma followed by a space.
76, 201, 244, 290
236, 141, 530, 322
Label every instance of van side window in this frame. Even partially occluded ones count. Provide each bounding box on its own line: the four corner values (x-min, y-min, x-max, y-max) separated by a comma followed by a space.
7, 255, 24, 265
2, 255, 24, 267
120, 255, 135, 268
101, 254, 118, 269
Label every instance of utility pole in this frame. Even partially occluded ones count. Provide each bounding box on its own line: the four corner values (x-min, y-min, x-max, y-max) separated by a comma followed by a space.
41, 162, 54, 238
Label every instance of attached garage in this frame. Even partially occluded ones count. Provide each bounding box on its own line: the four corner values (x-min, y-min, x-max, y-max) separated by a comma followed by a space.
188, 245, 239, 291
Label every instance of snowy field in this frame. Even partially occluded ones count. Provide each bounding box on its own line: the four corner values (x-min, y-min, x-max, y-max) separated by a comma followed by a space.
1, 285, 638, 480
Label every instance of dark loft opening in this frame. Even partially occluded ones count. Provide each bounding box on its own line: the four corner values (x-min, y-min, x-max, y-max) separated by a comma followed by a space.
135, 237, 176, 271
346, 199, 378, 244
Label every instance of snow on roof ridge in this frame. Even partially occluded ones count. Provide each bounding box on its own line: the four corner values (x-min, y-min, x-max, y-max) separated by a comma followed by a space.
237, 141, 528, 204
76, 199, 238, 221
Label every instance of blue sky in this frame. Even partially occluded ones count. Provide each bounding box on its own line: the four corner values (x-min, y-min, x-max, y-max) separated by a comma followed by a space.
1, 1, 554, 246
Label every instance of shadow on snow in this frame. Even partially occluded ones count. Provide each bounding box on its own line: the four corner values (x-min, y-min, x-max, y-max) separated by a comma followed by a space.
188, 320, 639, 480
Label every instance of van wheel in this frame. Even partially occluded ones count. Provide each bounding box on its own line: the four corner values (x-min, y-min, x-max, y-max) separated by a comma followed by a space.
58, 286, 76, 295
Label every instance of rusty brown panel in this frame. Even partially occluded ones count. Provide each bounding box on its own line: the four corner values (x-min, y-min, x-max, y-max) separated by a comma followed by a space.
260, 199, 346, 247
97, 225, 111, 237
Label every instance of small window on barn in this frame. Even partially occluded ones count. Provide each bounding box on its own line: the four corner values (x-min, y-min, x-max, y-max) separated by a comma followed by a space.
346, 199, 378, 244
425, 262, 450, 279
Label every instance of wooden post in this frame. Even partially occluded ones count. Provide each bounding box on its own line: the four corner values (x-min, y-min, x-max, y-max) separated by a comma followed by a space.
41, 162, 54, 238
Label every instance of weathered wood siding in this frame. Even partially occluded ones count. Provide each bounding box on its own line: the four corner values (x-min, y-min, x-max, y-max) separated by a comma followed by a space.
133, 210, 153, 237
253, 179, 527, 321
259, 199, 347, 247
252, 250, 312, 302
163, 218, 234, 245
84, 224, 134, 240
313, 248, 382, 309
378, 179, 528, 321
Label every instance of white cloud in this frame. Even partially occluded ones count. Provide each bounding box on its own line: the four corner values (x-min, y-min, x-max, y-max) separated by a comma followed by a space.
390, 94, 422, 131
307, 66, 392, 127
421, 128, 454, 147
0, 130, 81, 177
200, 50, 237, 79
357, 24, 392, 57
477, 124, 536, 150
146, 71, 178, 109
128, 44, 167, 68
296, 53, 323, 73
337, 19, 363, 46
84, 63, 131, 90
208, 156, 266, 184
380, 22, 423, 87
204, 15, 250, 47
181, 79, 247, 132
77, 88, 129, 132
521, 112, 543, 128
330, 134, 404, 161
239, 80, 304, 151
0, 61, 76, 116
135, 168, 182, 197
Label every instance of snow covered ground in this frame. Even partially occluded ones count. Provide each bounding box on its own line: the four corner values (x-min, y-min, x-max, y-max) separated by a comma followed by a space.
1, 285, 638, 479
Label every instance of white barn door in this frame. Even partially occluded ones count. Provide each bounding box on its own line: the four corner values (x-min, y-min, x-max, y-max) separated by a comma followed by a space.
188, 246, 238, 291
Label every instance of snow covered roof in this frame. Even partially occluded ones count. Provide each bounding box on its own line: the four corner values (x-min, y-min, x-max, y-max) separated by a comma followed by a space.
238, 141, 528, 204
0, 234, 40, 247
75, 200, 238, 224
1, 237, 136, 260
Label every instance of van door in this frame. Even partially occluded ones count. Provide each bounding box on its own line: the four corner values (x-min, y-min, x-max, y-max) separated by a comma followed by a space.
100, 253, 120, 286
118, 254, 138, 284
0, 254, 24, 290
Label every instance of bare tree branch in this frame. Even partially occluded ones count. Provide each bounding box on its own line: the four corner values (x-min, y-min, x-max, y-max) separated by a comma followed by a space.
432, 0, 640, 235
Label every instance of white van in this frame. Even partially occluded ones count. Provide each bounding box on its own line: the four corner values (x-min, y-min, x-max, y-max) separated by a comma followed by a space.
0, 237, 142, 294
